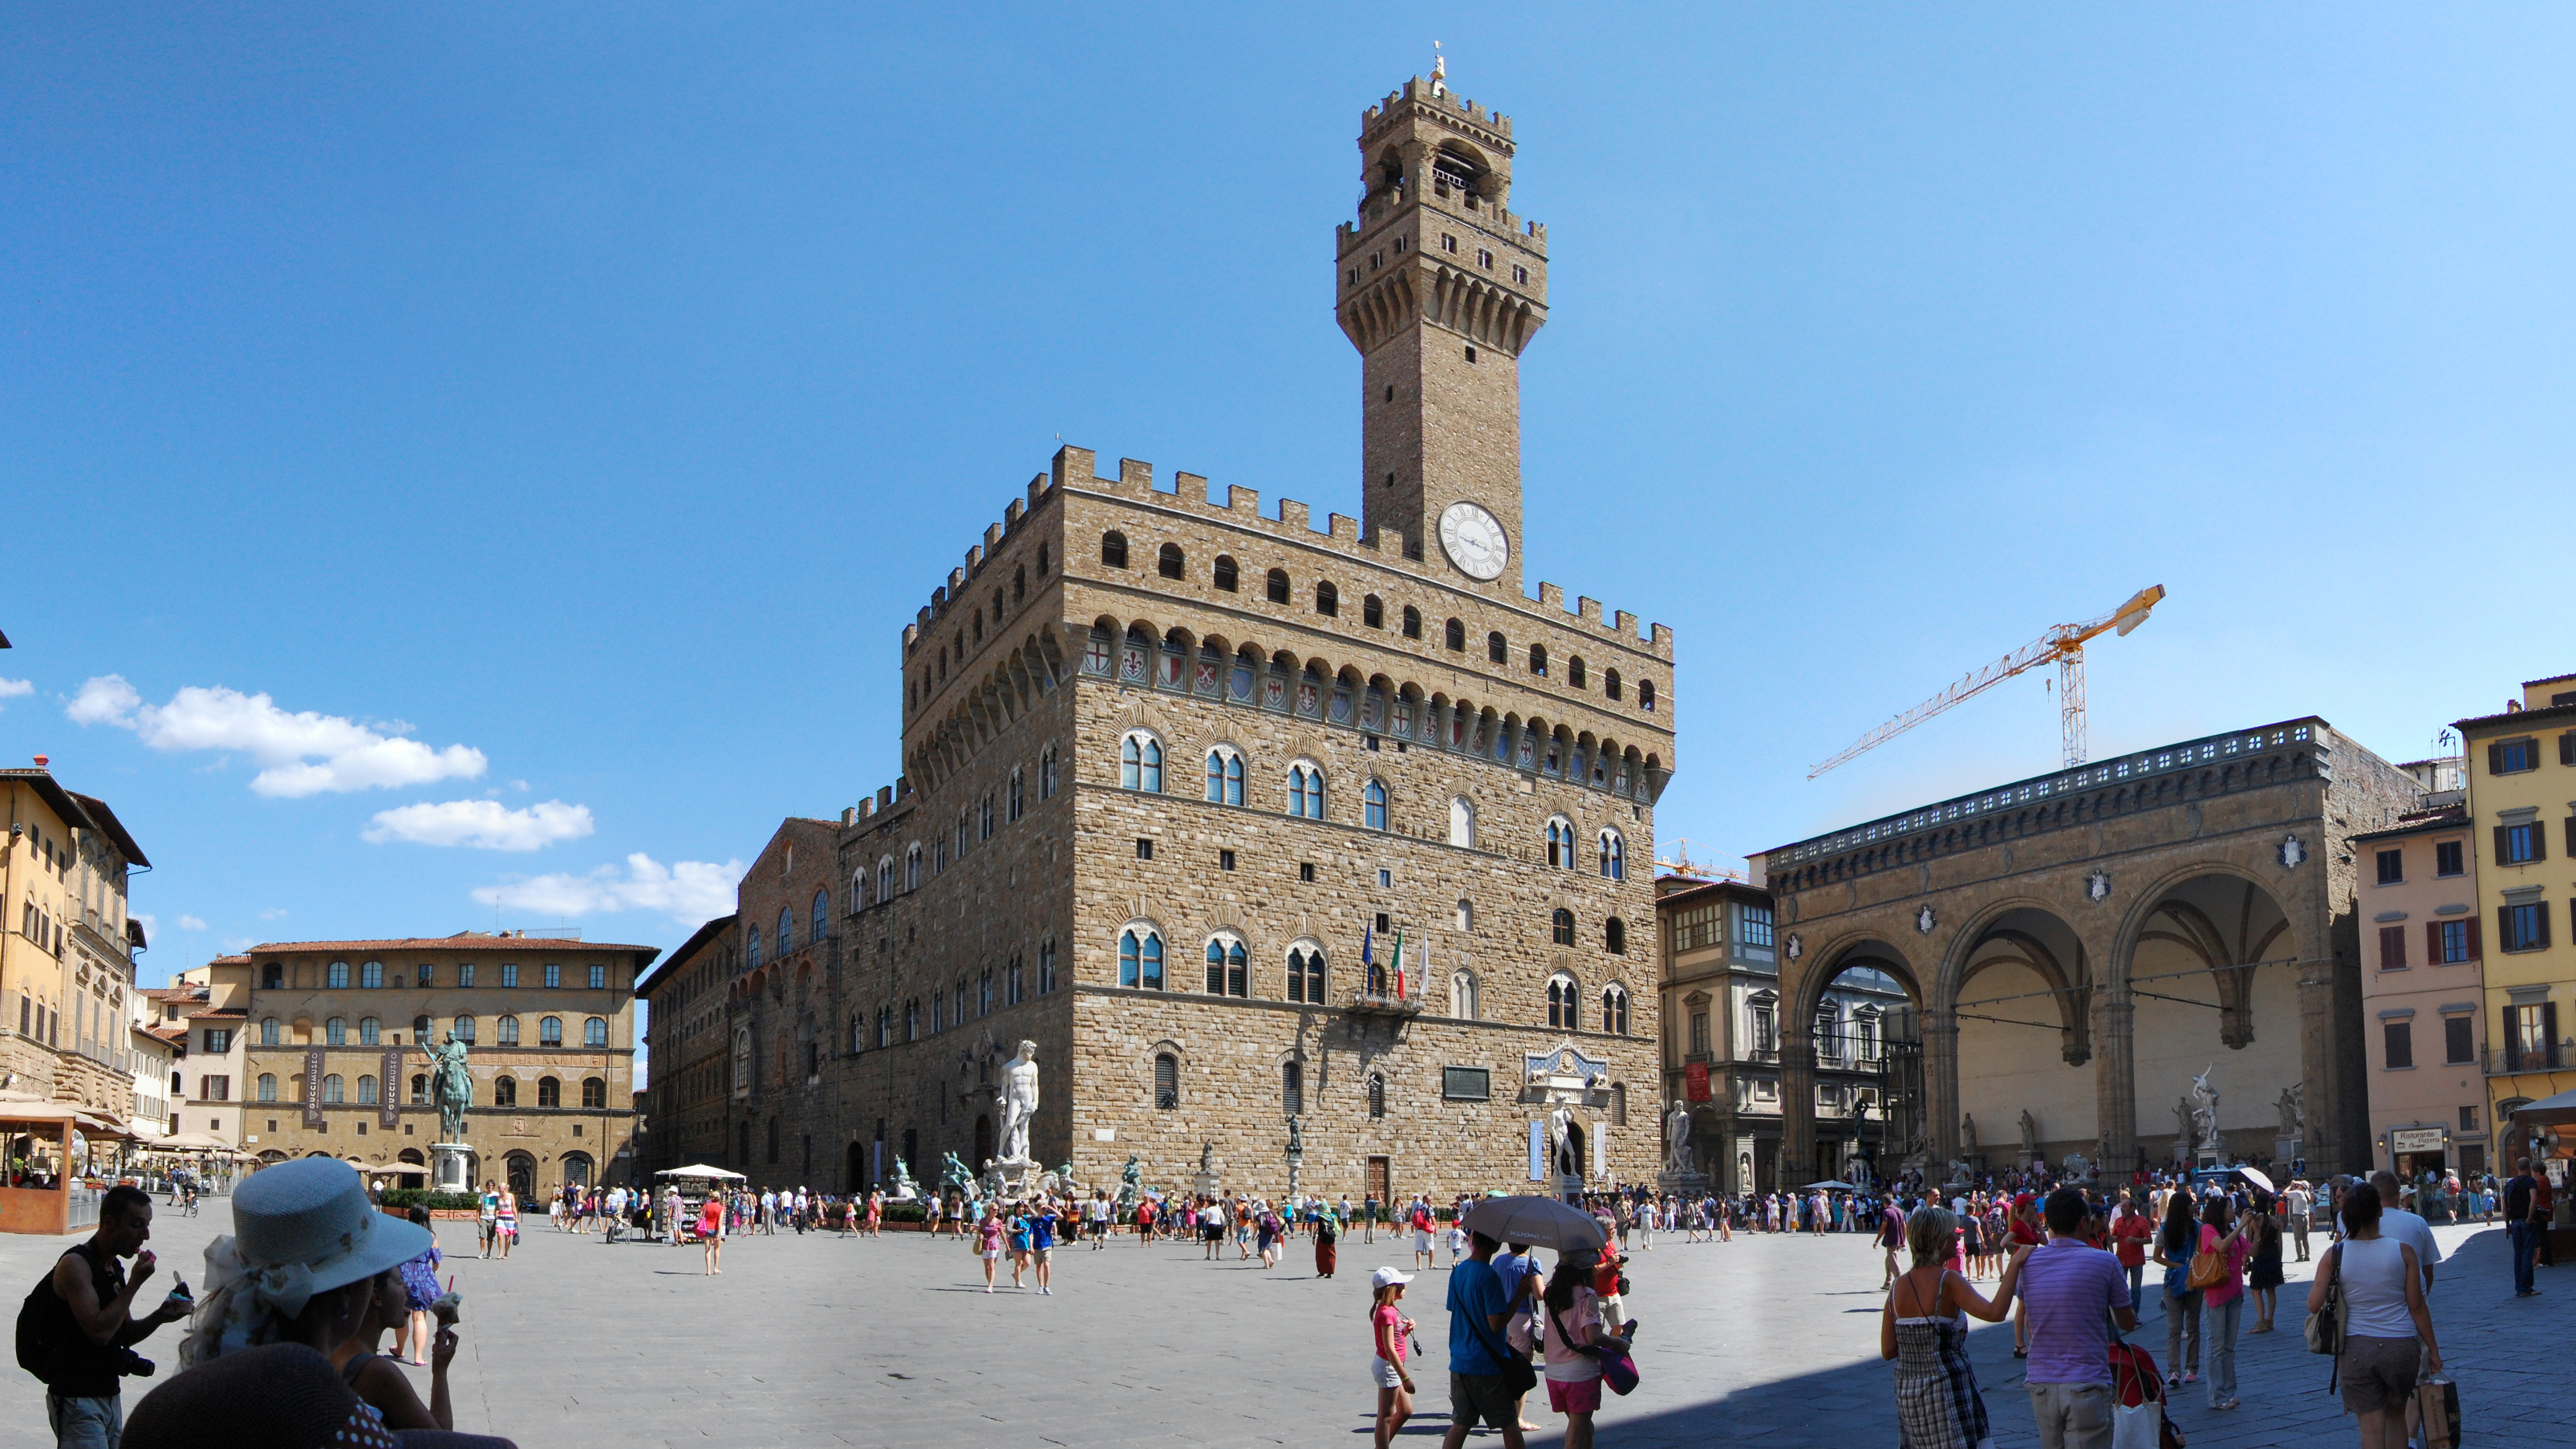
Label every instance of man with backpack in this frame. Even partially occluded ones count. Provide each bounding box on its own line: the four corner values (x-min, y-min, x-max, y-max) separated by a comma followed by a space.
18, 1185, 192, 1447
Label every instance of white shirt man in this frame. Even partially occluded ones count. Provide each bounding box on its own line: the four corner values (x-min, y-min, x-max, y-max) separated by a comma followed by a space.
2368, 1171, 2440, 1290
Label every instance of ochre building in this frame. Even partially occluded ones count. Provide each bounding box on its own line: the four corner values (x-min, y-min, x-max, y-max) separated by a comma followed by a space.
2, 765, 151, 1125
231, 935, 656, 1199
648, 72, 1677, 1204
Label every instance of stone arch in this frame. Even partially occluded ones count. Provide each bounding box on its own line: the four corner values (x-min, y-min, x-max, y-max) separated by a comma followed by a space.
2113, 862, 2308, 1168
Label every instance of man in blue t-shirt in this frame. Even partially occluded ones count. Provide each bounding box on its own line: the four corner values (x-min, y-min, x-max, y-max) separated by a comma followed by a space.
1029, 1208, 1058, 1295
1441, 1232, 1527, 1449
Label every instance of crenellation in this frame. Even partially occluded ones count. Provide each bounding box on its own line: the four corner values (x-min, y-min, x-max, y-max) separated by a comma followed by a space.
1576, 595, 1602, 624
1174, 471, 1206, 505
985, 520, 1005, 552
1327, 512, 1358, 542
1227, 485, 1260, 515
1004, 497, 1024, 530
1052, 445, 1097, 491
1118, 457, 1153, 491
1538, 582, 1564, 611
1279, 498, 1309, 531
1613, 610, 1636, 639
965, 545, 983, 574
1649, 623, 1672, 652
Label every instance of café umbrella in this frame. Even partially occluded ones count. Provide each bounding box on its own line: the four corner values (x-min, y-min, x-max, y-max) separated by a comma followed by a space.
1458, 1195, 1608, 1253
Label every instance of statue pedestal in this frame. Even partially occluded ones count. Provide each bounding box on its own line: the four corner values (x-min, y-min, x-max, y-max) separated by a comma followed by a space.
1286, 1151, 1303, 1200
1556, 1172, 1584, 1204
431, 1142, 471, 1195
1192, 1171, 1221, 1199
1657, 1169, 1708, 1197
2274, 1136, 2302, 1165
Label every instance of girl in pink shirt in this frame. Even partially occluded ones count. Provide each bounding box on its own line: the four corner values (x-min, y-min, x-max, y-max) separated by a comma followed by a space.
1542, 1250, 1611, 1449
1367, 1268, 1417, 1449
2197, 1196, 2255, 1411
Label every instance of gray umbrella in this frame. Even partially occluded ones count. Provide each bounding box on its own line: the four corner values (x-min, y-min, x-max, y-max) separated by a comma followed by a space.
1459, 1195, 1608, 1252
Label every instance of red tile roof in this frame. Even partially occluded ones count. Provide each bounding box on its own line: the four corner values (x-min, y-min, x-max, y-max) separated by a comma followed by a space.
249, 936, 658, 956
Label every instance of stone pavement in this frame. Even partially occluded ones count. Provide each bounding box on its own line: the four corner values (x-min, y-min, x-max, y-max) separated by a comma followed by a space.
0, 1206, 2565, 1446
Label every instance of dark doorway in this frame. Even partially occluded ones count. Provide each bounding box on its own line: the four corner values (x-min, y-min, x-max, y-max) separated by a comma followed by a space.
901, 1127, 919, 1183
974, 1114, 993, 1169
505, 1152, 534, 1205
849, 1140, 867, 1192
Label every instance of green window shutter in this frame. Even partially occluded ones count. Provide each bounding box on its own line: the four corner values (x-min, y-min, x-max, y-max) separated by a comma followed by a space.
2497, 826, 2513, 866
2489, 741, 2508, 774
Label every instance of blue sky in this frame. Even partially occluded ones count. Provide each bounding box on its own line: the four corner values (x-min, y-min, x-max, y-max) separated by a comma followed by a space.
7, 7, 2573, 1016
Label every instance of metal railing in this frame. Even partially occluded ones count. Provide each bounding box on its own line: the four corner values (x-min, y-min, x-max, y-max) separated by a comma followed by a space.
2490, 1043, 2567, 1074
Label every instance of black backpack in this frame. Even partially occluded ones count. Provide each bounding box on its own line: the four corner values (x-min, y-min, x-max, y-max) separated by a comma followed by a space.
15, 1251, 79, 1382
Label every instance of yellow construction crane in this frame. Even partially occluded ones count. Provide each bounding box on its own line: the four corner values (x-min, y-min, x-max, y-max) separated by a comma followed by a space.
1809, 586, 2166, 779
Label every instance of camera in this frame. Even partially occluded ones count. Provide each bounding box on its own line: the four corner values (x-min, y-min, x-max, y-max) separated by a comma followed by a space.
113, 1348, 156, 1378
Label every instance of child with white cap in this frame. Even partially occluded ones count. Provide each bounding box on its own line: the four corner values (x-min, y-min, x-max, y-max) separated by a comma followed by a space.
1368, 1266, 1418, 1449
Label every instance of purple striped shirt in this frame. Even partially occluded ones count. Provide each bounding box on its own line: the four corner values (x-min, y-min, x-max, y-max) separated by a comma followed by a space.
2017, 1237, 2132, 1386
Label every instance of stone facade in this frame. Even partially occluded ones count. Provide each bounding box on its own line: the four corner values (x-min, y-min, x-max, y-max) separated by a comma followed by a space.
655, 73, 1681, 1204
1751, 718, 2426, 1185
233, 936, 655, 1199
635, 914, 736, 1174
0, 767, 149, 1125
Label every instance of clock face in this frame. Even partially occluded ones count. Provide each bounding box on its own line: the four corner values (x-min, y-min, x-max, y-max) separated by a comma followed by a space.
1438, 501, 1510, 581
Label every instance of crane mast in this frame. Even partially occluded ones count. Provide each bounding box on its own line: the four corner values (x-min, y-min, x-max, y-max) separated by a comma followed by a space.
1809, 586, 2164, 780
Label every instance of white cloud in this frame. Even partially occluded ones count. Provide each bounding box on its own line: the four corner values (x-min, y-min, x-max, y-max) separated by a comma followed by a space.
364, 798, 595, 851
136, 913, 157, 942
221, 936, 254, 952
66, 675, 485, 797
258, 908, 289, 921
177, 915, 208, 932
0, 677, 31, 712
472, 853, 743, 924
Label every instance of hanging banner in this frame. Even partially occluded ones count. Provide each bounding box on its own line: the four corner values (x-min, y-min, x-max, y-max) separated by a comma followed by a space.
1527, 1120, 1544, 1182
1686, 1061, 1711, 1102
380, 1049, 404, 1128
302, 1046, 327, 1126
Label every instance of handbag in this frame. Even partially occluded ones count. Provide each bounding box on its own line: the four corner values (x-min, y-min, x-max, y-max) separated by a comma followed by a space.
1465, 1294, 1538, 1399
2185, 1229, 2226, 1292
2302, 1247, 2343, 1358
1551, 1305, 1641, 1396
2414, 1374, 2460, 1449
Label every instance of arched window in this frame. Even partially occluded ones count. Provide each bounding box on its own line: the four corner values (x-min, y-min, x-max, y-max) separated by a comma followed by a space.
1456, 898, 1474, 932
497, 1015, 521, 1045
1008, 766, 1024, 822
1598, 830, 1625, 880
356, 1075, 379, 1106
358, 1017, 381, 1046
1568, 656, 1587, 689
538, 1077, 561, 1108
905, 843, 923, 891
538, 1016, 563, 1046
1118, 928, 1165, 990
584, 1017, 607, 1047
1604, 917, 1628, 955
777, 906, 793, 955
1449, 796, 1475, 848
1402, 606, 1422, 639
412, 1014, 432, 1041
1487, 631, 1507, 664
1552, 908, 1576, 947
1120, 733, 1164, 793
409, 1074, 428, 1104
1446, 618, 1466, 651
813, 887, 830, 944
257, 1074, 277, 1102
1288, 763, 1325, 819
1038, 937, 1057, 993
361, 960, 384, 988
1213, 555, 1238, 591
1154, 1053, 1180, 1110
1640, 680, 1657, 712
260, 1017, 279, 1046
1362, 594, 1384, 627
1157, 542, 1184, 579
493, 1075, 517, 1106
1450, 971, 1479, 1021
747, 925, 762, 971
582, 1077, 606, 1108
1604, 668, 1623, 701
1368, 1073, 1387, 1117
1204, 747, 1244, 806
1100, 531, 1128, 567
1547, 976, 1579, 1030
1281, 1061, 1304, 1115
1287, 945, 1326, 1005
1265, 568, 1290, 604
1529, 644, 1548, 676
1602, 984, 1630, 1034
1363, 779, 1388, 830
1546, 818, 1575, 869
1041, 745, 1059, 798
327, 960, 351, 989
325, 1017, 347, 1045
453, 1015, 476, 1044
323, 1074, 346, 1104
1204, 936, 1247, 997
875, 856, 894, 901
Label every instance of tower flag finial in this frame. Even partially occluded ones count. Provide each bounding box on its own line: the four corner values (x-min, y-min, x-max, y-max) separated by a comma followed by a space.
1431, 41, 1445, 94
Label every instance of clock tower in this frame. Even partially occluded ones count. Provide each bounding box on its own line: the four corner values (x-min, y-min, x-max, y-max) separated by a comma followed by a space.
1337, 65, 1546, 595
